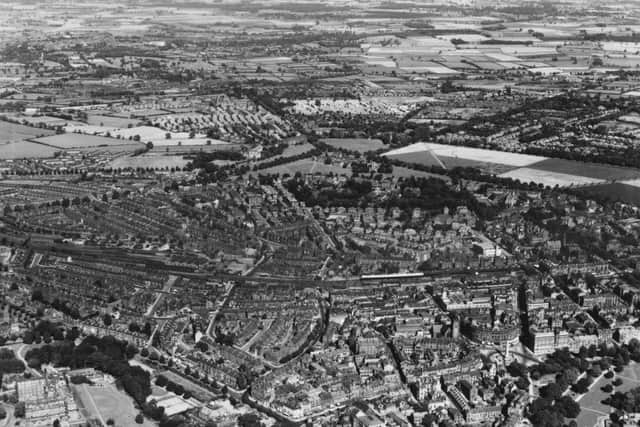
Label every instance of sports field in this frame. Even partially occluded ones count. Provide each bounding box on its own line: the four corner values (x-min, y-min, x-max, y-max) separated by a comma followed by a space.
75, 384, 155, 427
321, 138, 387, 153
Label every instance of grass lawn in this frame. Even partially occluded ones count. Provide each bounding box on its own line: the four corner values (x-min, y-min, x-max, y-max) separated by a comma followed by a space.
75, 384, 155, 427
572, 363, 640, 427
321, 138, 388, 153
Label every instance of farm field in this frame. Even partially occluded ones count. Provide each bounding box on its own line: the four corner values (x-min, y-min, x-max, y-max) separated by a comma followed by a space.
527, 158, 640, 181
321, 138, 388, 153
0, 140, 60, 159
75, 384, 155, 427
86, 114, 142, 128
0, 120, 55, 143
34, 133, 144, 149
499, 168, 605, 187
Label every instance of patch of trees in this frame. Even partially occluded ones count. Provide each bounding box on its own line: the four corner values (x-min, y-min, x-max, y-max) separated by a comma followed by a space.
25, 335, 148, 404
0, 349, 25, 375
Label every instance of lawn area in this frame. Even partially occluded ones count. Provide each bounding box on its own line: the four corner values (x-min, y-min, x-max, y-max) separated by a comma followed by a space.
0, 120, 55, 143
260, 158, 351, 176
573, 363, 640, 427
321, 138, 388, 153
75, 383, 155, 427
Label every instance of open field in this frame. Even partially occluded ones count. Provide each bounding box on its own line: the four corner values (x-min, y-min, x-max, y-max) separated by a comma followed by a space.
572, 363, 640, 427
260, 158, 350, 176
34, 133, 145, 150
438, 156, 520, 174
499, 168, 605, 187
385, 142, 546, 167
527, 158, 640, 181
0, 141, 60, 159
86, 114, 142, 128
580, 182, 640, 205
0, 120, 55, 143
75, 384, 155, 427
385, 149, 444, 168
321, 138, 388, 153
424, 143, 547, 167
109, 154, 190, 170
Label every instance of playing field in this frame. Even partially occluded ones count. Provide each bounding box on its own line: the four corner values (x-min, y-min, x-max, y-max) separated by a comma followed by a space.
321, 138, 388, 153
75, 384, 155, 427
499, 168, 605, 187
261, 158, 351, 176
0, 120, 55, 144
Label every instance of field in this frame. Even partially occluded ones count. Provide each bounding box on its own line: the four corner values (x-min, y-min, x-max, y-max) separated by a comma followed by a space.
109, 154, 190, 170
499, 168, 605, 187
260, 158, 350, 176
580, 182, 640, 205
437, 156, 520, 174
424, 143, 547, 167
527, 158, 640, 181
322, 138, 388, 153
34, 133, 144, 150
75, 384, 155, 427
385, 149, 444, 168
0, 120, 55, 143
572, 363, 640, 427
86, 114, 142, 128
0, 141, 60, 159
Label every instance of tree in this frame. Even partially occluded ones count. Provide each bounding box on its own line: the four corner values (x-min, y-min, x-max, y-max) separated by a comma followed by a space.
135, 414, 144, 424
106, 419, 115, 425
140, 348, 149, 358
53, 419, 60, 427
554, 395, 581, 418
573, 377, 592, 394
103, 314, 113, 327
14, 402, 25, 418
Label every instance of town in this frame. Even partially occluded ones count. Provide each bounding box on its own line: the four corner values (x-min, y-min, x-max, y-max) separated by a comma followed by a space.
2, 0, 640, 426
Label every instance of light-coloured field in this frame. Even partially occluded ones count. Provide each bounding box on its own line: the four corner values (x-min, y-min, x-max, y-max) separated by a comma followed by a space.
499, 168, 605, 187
75, 384, 155, 427
386, 143, 547, 167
